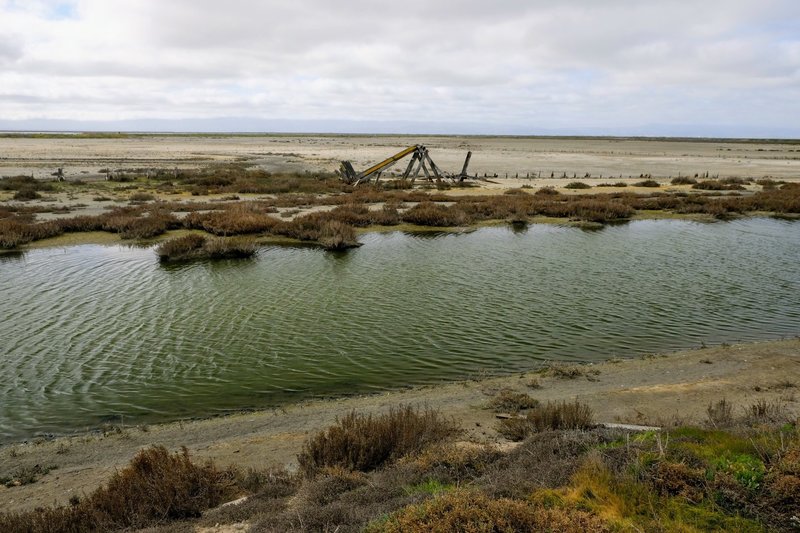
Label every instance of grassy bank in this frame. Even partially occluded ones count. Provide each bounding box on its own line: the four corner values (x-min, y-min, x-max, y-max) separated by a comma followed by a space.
2, 397, 797, 532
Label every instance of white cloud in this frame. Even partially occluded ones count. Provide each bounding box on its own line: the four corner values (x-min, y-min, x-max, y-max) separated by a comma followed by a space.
0, 0, 798, 135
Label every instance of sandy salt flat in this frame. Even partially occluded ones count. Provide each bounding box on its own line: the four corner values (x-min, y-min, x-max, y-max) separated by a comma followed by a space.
2, 135, 799, 182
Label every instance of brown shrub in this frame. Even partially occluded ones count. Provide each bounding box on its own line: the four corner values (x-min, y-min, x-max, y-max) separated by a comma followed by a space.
297, 406, 461, 476
0, 446, 236, 532
498, 401, 594, 440
184, 205, 278, 236
318, 220, 359, 250
156, 234, 256, 262
633, 179, 660, 187
400, 202, 471, 227
370, 490, 609, 533
13, 188, 41, 201
129, 192, 155, 203
488, 390, 540, 413
672, 177, 698, 185
693, 180, 745, 191
706, 398, 734, 428
564, 181, 592, 189
535, 186, 560, 196
649, 461, 705, 502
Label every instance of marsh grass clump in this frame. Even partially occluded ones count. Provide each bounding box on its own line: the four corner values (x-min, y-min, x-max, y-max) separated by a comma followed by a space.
0, 446, 236, 532
129, 192, 155, 203
400, 202, 470, 227
488, 389, 540, 413
369, 489, 609, 533
318, 220, 359, 250
693, 180, 746, 191
156, 234, 256, 262
564, 181, 591, 190
671, 176, 698, 185
297, 406, 460, 476
706, 398, 734, 428
184, 204, 279, 236
0, 176, 55, 192
12, 188, 41, 201
633, 179, 660, 187
497, 401, 595, 441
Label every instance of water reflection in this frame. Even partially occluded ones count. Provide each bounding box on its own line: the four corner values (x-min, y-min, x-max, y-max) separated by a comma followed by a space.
0, 250, 25, 262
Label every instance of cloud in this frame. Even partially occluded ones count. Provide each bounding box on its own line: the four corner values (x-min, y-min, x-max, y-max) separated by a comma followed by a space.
0, 0, 798, 136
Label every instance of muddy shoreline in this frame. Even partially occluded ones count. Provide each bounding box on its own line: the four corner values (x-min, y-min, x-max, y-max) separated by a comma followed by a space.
1, 338, 797, 513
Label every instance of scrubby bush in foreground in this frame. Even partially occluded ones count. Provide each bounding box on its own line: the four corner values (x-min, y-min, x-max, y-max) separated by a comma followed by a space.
497, 400, 594, 441
0, 446, 236, 532
297, 406, 460, 476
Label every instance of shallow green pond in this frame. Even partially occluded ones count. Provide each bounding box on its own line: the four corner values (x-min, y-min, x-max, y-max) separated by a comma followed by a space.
1, 218, 798, 442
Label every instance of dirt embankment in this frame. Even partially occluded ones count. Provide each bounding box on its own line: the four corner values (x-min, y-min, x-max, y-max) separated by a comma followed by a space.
1, 338, 798, 513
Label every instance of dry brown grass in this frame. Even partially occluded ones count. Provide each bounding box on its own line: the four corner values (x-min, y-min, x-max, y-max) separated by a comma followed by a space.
0, 446, 236, 532
487, 389, 540, 413
318, 220, 359, 250
297, 406, 461, 476
183, 204, 279, 236
497, 401, 595, 441
369, 489, 609, 532
156, 234, 256, 262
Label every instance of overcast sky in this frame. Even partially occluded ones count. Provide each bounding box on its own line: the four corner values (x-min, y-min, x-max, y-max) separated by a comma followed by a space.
1, 0, 798, 136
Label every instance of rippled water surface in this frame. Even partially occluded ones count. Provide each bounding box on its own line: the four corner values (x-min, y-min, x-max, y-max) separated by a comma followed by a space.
1, 218, 798, 441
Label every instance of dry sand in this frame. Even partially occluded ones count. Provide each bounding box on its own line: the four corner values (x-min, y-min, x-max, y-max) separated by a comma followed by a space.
2, 135, 799, 182
1, 338, 798, 513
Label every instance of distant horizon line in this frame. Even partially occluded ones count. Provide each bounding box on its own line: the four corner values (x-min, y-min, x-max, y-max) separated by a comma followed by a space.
1, 129, 799, 143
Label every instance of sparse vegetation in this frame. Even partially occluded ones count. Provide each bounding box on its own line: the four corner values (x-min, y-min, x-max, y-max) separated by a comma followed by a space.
156, 234, 256, 262
497, 400, 595, 440
488, 389, 539, 412
297, 406, 460, 476
564, 181, 591, 189
0, 446, 236, 532
3, 398, 798, 532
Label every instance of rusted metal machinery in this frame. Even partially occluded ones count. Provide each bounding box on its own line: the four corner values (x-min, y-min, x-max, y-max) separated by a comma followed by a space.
339, 145, 473, 186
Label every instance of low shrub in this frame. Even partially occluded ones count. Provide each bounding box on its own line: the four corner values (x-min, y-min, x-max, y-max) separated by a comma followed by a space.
12, 188, 41, 201
129, 192, 155, 203
184, 205, 278, 236
497, 401, 594, 441
693, 180, 746, 191
370, 489, 609, 532
0, 176, 55, 192
488, 390, 539, 413
564, 181, 591, 189
0, 446, 236, 532
400, 202, 470, 227
671, 176, 698, 185
633, 179, 660, 187
318, 220, 359, 250
156, 234, 256, 262
297, 406, 460, 476
534, 186, 560, 196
